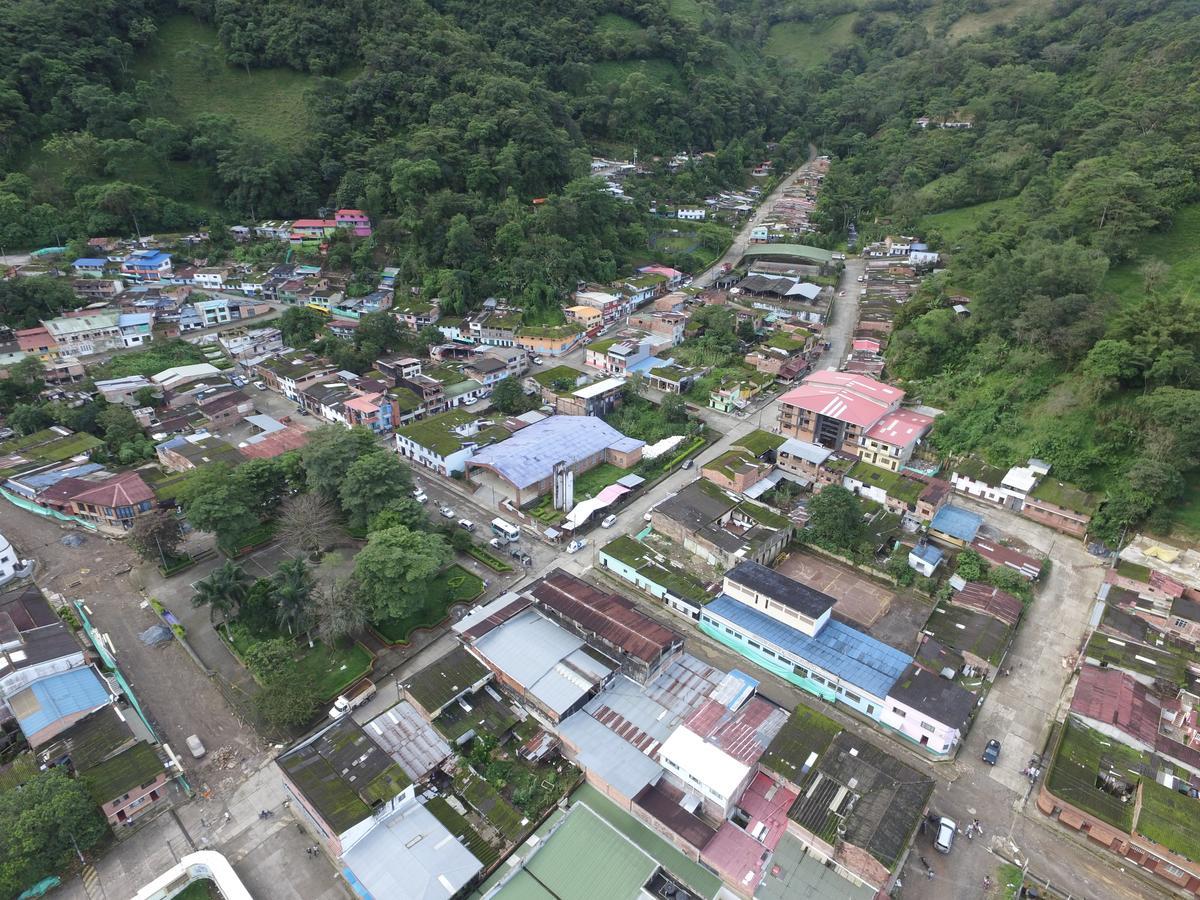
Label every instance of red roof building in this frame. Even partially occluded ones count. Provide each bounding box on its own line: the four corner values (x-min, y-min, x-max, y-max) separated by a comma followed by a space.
970, 538, 1042, 580
951, 582, 1024, 628
66, 472, 156, 532
777, 371, 905, 457
1070, 664, 1162, 751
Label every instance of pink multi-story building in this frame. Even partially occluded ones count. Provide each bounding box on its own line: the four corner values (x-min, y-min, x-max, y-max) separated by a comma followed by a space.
335, 208, 373, 236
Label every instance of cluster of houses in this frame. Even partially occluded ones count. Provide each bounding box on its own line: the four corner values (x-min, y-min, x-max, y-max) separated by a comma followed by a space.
0, 581, 175, 828
1036, 533, 1200, 894
748, 155, 830, 242
277, 566, 938, 899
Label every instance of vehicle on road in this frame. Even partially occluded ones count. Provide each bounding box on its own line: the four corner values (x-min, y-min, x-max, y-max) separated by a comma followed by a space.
463, 396, 479, 406
412, 488, 428, 503
439, 504, 455, 518
511, 550, 532, 566
186, 734, 206, 759
489, 537, 503, 549
567, 539, 587, 554
491, 518, 521, 543
457, 519, 475, 532
329, 679, 376, 718
934, 817, 956, 854
532, 356, 544, 365
601, 514, 617, 528
982, 739, 1001, 765
253, 381, 266, 390
680, 458, 693, 470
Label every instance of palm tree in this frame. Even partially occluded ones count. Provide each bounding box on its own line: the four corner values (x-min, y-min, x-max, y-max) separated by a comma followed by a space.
192, 561, 249, 639
273, 558, 315, 643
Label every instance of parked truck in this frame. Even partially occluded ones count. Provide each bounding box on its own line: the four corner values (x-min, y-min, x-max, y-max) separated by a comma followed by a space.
328, 678, 376, 719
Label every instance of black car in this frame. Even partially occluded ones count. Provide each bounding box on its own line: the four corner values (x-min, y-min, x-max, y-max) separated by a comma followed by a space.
982, 739, 1001, 765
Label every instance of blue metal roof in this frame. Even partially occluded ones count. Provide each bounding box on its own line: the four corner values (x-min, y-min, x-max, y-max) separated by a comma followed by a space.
911, 544, 943, 565
73, 258, 107, 267
705, 595, 911, 700
930, 504, 983, 542
14, 668, 110, 739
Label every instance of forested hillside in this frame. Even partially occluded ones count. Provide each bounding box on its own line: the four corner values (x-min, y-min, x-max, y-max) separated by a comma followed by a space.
803, 0, 1200, 542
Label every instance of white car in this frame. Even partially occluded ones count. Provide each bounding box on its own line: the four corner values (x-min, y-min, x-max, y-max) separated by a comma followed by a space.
566, 539, 587, 554
457, 519, 475, 532
439, 505, 455, 518
253, 381, 267, 391
463, 396, 479, 406
412, 489, 428, 503
601, 514, 617, 528
934, 817, 956, 854
532, 356, 544, 365
186, 734, 206, 759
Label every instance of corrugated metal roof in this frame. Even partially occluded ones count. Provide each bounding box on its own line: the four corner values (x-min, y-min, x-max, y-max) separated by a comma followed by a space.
470, 609, 612, 715
930, 504, 983, 542
705, 596, 911, 700
557, 712, 663, 800
11, 667, 110, 740
341, 799, 482, 900
467, 416, 644, 489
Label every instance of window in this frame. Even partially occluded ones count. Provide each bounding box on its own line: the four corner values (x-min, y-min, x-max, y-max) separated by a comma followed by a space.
762, 648, 776, 658
810, 674, 825, 685
748, 640, 761, 650
920, 722, 936, 733
844, 691, 861, 703
1175, 619, 1189, 628
892, 707, 906, 718
793, 664, 808, 678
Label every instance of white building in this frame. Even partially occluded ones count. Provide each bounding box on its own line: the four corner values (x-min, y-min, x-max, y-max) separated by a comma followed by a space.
194, 268, 230, 290
676, 208, 706, 221
0, 533, 32, 589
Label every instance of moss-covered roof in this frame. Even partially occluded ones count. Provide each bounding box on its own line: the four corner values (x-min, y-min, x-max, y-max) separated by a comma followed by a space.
277, 718, 411, 835
396, 409, 509, 457
82, 742, 164, 804
533, 365, 587, 388
736, 429, 787, 456
588, 336, 621, 354
599, 534, 715, 604
847, 461, 924, 505
1029, 478, 1098, 514
703, 448, 765, 481
404, 647, 489, 715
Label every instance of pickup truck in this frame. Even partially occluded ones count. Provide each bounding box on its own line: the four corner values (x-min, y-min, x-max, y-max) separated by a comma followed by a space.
329, 679, 376, 719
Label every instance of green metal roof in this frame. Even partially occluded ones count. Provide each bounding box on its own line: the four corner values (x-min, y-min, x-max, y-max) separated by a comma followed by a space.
742, 243, 835, 265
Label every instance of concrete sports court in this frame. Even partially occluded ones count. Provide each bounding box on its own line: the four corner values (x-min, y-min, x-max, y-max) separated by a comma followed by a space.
774, 549, 894, 628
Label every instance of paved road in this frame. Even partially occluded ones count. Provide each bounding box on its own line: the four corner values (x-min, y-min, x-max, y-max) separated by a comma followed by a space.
693, 156, 820, 290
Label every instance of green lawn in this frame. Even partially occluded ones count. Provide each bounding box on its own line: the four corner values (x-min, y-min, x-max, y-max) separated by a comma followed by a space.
571, 462, 630, 499
596, 12, 645, 34
294, 639, 373, 700
133, 15, 336, 145
1046, 719, 1144, 831
590, 58, 682, 90
923, 197, 1020, 246
225, 624, 371, 698
1103, 202, 1200, 310
172, 882, 220, 900
371, 564, 483, 644
1137, 780, 1200, 862
1167, 473, 1200, 544
668, 0, 706, 24
947, 0, 1052, 39
764, 14, 858, 68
